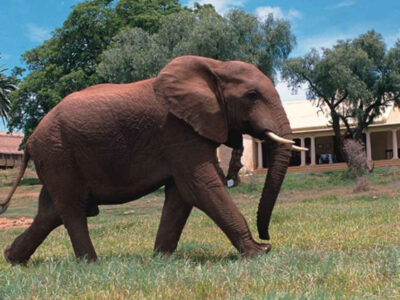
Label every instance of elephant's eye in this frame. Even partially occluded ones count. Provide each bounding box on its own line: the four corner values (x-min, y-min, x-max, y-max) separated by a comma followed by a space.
247, 91, 258, 101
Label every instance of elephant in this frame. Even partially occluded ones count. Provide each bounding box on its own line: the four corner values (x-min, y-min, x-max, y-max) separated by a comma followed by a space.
0, 56, 306, 265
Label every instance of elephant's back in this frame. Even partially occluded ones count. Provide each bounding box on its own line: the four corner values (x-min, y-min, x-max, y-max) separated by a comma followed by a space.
27, 79, 168, 161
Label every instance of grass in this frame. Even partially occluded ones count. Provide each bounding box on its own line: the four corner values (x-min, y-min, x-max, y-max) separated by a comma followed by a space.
0, 166, 399, 299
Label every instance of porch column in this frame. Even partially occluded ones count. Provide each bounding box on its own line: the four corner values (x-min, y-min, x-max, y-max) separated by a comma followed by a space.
300, 137, 306, 166
365, 131, 372, 161
310, 136, 316, 165
257, 141, 263, 168
392, 129, 399, 159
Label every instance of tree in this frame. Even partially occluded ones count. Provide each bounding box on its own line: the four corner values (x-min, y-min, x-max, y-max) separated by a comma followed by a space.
97, 27, 168, 83
115, 0, 181, 34
0, 55, 18, 123
8, 0, 183, 139
283, 31, 400, 162
98, 7, 295, 84
227, 9, 295, 81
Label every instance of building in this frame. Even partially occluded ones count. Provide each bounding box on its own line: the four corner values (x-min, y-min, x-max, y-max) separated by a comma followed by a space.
0, 132, 24, 168
217, 101, 400, 173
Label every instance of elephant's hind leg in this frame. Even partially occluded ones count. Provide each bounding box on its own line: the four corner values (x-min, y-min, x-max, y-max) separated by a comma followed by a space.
51, 187, 97, 262
41, 163, 97, 262
154, 183, 193, 255
61, 212, 97, 262
4, 187, 62, 265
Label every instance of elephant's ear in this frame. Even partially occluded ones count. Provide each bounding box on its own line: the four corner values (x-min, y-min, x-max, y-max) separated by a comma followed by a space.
153, 56, 228, 144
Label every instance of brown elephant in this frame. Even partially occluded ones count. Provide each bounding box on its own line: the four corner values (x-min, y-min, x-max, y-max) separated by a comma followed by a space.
0, 56, 305, 265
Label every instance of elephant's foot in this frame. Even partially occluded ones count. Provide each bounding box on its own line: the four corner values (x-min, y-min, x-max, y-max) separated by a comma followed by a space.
241, 243, 271, 258
4, 245, 29, 265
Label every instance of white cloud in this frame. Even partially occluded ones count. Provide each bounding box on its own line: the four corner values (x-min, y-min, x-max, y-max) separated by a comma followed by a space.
332, 1, 356, 9
288, 9, 302, 19
255, 6, 302, 22
185, 0, 246, 14
255, 6, 284, 20
276, 80, 308, 102
26, 23, 51, 43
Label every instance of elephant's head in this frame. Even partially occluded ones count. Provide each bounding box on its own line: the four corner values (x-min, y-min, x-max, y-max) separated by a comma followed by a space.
153, 56, 301, 240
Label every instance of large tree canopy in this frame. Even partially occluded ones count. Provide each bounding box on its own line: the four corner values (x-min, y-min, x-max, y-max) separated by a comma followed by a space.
283, 30, 400, 159
98, 6, 296, 84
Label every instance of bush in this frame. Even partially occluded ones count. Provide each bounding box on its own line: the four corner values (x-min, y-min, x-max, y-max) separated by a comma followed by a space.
343, 139, 369, 178
343, 139, 371, 191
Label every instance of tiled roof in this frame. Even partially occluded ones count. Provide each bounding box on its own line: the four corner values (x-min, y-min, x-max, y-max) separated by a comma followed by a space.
0, 132, 24, 155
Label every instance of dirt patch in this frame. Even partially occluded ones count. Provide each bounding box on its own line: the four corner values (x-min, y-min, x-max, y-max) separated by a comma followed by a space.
0, 217, 33, 229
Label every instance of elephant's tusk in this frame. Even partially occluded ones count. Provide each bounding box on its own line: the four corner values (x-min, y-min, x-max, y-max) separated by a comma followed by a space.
265, 132, 295, 145
292, 145, 308, 152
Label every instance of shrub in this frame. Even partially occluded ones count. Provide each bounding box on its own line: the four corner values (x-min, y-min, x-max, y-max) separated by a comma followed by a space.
343, 139, 371, 191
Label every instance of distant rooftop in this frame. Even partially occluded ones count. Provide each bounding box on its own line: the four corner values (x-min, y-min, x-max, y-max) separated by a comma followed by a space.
0, 132, 24, 155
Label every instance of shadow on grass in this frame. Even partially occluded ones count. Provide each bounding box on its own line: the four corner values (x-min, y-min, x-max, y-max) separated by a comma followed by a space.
27, 248, 241, 267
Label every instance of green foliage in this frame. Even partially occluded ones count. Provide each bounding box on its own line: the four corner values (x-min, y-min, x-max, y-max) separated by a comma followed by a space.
283, 30, 400, 143
97, 27, 168, 83
115, 0, 181, 34
97, 6, 295, 84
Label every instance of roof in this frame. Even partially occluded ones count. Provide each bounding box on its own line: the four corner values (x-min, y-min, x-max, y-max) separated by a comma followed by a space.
0, 132, 24, 155
282, 100, 400, 132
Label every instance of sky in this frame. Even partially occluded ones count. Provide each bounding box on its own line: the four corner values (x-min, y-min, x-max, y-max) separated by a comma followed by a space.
1, 0, 400, 103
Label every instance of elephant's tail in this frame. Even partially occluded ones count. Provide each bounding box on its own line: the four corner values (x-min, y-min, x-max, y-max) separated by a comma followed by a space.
0, 149, 30, 215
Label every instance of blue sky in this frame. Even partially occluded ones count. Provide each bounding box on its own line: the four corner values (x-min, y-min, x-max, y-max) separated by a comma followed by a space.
1, 0, 400, 103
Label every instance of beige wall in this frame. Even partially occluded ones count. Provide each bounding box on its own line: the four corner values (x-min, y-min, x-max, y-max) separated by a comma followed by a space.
387, 106, 400, 124
242, 135, 255, 171
217, 135, 255, 173
217, 145, 232, 173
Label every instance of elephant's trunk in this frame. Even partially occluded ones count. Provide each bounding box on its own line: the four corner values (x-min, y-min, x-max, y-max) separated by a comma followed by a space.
257, 125, 292, 240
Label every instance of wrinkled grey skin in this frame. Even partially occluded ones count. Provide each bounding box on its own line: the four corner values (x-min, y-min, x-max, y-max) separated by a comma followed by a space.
2, 56, 292, 264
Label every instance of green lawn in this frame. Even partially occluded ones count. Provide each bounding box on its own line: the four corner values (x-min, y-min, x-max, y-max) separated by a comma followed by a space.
0, 167, 399, 299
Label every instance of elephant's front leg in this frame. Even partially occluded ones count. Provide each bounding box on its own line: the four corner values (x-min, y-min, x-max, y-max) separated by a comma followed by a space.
168, 146, 271, 257
154, 183, 193, 255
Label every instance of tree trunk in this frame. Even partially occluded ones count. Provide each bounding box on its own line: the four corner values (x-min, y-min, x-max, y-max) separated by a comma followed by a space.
331, 112, 347, 162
